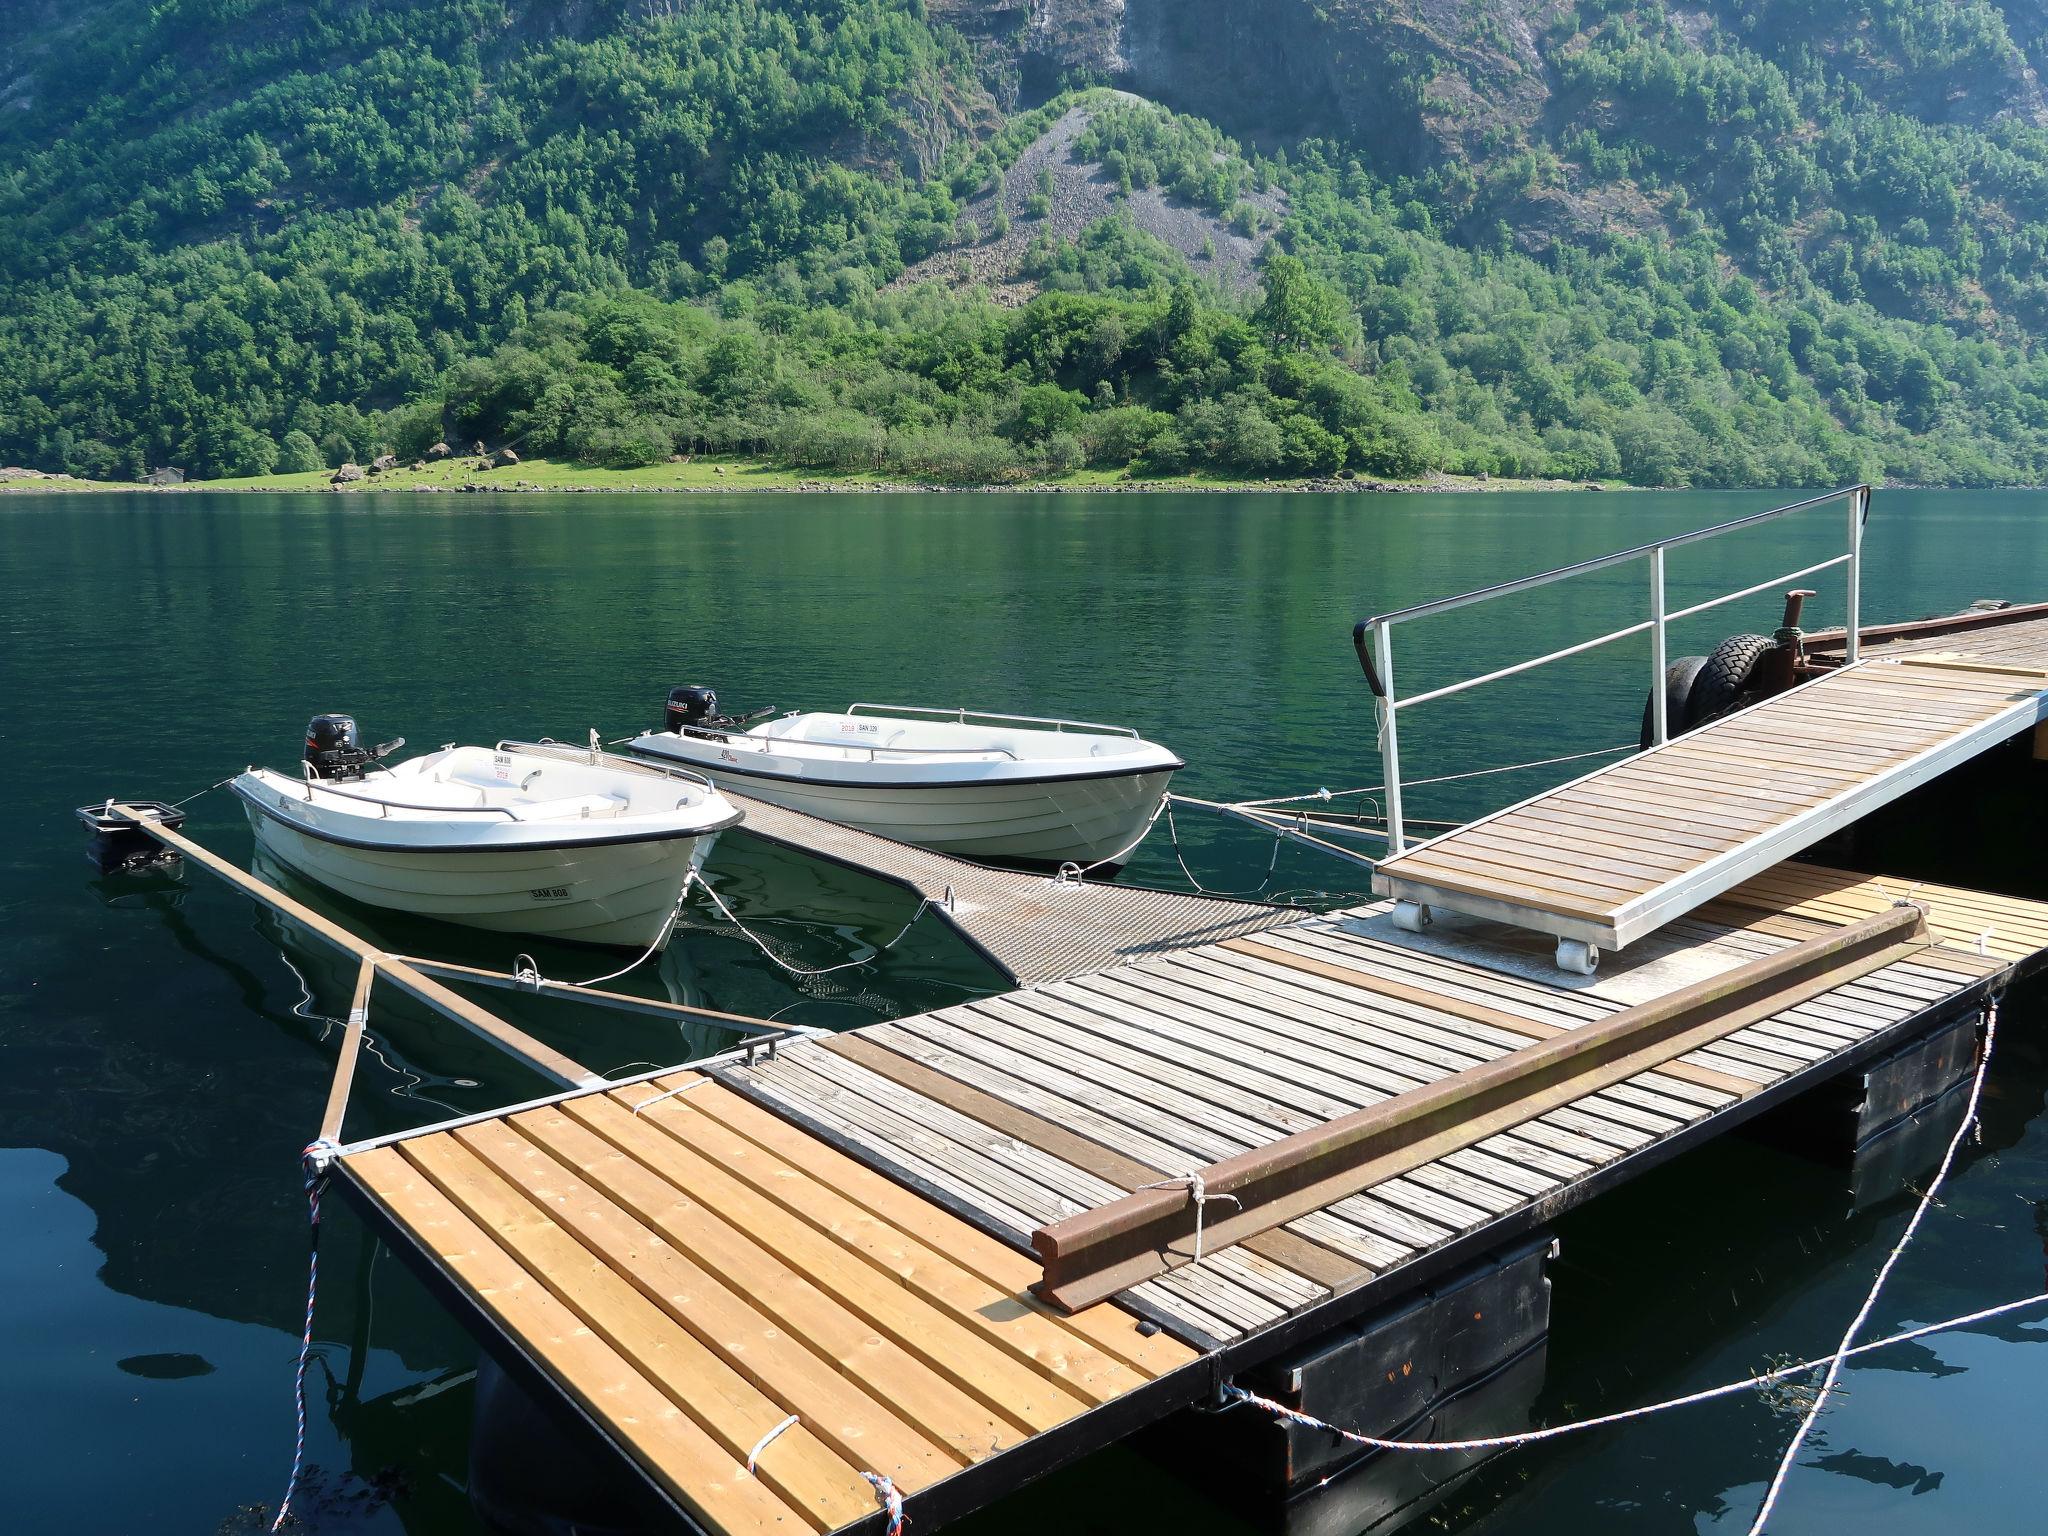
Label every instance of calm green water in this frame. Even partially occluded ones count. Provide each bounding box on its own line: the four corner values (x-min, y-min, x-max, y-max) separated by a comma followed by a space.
2, 490, 2044, 1535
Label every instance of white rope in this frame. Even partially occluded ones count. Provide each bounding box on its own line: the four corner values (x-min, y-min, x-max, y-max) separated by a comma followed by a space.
743, 1413, 799, 1474
630, 1077, 712, 1115
1051, 790, 1174, 885
1220, 1283, 2048, 1455
691, 871, 933, 978
1746, 995, 2001, 1532
528, 882, 693, 991
166, 774, 238, 810
1137, 1174, 1241, 1263
1234, 743, 1635, 809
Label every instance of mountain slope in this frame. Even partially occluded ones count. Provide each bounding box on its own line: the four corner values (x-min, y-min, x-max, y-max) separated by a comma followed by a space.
4, 0, 2048, 486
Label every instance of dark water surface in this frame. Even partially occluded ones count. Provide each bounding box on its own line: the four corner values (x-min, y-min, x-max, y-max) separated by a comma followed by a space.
2, 489, 2044, 1535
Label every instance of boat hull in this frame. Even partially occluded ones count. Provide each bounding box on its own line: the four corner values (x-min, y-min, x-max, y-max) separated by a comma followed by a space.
673, 765, 1175, 867
242, 802, 719, 948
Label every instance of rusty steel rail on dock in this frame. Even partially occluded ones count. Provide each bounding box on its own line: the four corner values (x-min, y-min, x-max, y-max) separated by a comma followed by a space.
1030, 903, 1932, 1309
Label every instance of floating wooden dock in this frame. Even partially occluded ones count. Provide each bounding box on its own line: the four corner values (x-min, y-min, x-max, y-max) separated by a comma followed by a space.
329, 835, 2046, 1534
721, 788, 1298, 986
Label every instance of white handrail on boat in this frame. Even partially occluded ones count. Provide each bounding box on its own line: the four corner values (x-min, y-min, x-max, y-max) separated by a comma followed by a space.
686, 726, 1022, 763
294, 785, 522, 819
845, 702, 1141, 737
1352, 485, 1872, 853
508, 739, 719, 792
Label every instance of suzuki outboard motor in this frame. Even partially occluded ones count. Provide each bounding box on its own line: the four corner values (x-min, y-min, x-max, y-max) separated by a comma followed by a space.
664, 686, 719, 734
304, 713, 375, 781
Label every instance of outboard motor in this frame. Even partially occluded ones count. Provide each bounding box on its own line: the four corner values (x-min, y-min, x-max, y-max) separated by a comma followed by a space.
664, 686, 719, 734
304, 713, 375, 780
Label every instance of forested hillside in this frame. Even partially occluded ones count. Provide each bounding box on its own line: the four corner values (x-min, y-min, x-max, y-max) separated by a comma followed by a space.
6, 0, 2048, 487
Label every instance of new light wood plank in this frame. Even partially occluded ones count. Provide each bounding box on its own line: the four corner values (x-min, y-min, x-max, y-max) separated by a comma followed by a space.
555, 1095, 1099, 1436
454, 1117, 964, 1489
615, 1082, 1196, 1379
347, 1146, 810, 1536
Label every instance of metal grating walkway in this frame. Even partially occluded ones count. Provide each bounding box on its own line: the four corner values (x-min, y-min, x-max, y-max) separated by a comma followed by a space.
1372, 656, 2048, 959
722, 789, 1298, 986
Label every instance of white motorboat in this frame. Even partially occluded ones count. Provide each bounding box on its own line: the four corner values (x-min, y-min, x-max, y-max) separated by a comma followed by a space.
232, 717, 740, 948
626, 689, 1182, 870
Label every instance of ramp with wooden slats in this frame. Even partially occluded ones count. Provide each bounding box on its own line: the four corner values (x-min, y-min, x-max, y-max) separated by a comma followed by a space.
1372, 657, 2048, 956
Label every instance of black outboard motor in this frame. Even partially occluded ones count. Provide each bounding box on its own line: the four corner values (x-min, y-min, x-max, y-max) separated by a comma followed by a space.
664, 686, 719, 734
304, 713, 376, 780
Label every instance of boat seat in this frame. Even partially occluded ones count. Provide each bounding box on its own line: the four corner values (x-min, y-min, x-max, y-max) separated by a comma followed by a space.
505, 793, 629, 822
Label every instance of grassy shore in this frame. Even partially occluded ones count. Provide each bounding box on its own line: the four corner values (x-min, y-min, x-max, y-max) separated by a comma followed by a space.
1, 455, 1618, 496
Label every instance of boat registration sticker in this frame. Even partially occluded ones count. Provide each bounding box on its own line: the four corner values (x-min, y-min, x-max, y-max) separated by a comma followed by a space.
838, 721, 879, 734
529, 886, 569, 902
494, 753, 512, 780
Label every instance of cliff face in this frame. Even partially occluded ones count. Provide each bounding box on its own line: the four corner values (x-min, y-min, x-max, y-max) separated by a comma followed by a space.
941, 1, 2048, 167
933, 0, 1563, 170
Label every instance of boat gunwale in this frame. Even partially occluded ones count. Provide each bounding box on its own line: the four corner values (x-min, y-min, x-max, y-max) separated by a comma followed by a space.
627, 735, 1185, 791
232, 776, 745, 854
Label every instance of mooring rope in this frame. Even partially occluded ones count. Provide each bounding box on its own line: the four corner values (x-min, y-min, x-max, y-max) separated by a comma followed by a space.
1218, 996, 2017, 1535
743, 1413, 800, 1473
166, 774, 239, 810
1159, 798, 1287, 898
689, 870, 933, 979
1234, 743, 1636, 810
511, 881, 695, 995
1049, 789, 1174, 886
1137, 1173, 1241, 1263
860, 1471, 907, 1535
1746, 993, 2001, 1532
270, 1143, 328, 1532
1220, 1284, 2047, 1455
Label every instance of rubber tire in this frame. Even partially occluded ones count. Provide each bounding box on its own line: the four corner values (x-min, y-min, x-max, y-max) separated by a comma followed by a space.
1640, 655, 1708, 750
1685, 632, 1774, 728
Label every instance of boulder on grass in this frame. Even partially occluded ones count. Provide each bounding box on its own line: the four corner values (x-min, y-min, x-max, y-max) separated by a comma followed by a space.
494, 447, 520, 466
371, 453, 398, 473
428, 441, 451, 458
331, 463, 364, 485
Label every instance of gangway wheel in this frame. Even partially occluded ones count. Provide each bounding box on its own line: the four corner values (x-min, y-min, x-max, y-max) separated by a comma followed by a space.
1556, 938, 1600, 975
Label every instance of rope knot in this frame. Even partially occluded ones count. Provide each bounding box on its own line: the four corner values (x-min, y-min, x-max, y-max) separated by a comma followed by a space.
1139, 1173, 1241, 1262
860, 1472, 907, 1535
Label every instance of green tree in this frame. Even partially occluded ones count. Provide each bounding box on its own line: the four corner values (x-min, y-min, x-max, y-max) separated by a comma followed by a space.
1254, 254, 1349, 354
276, 430, 324, 473
1010, 383, 1085, 444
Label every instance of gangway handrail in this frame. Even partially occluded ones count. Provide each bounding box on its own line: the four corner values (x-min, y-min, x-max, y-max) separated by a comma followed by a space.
1352, 485, 1872, 853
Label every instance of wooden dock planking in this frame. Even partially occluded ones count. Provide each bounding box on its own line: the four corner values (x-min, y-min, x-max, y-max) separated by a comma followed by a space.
337, 851, 2032, 1536
1373, 656, 2048, 953
349, 1145, 824, 1536
1716, 864, 2048, 965
343, 1085, 1202, 1536
712, 857, 2005, 1342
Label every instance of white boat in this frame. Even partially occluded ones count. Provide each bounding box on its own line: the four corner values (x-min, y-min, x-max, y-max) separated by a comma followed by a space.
626, 691, 1182, 870
232, 719, 739, 948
